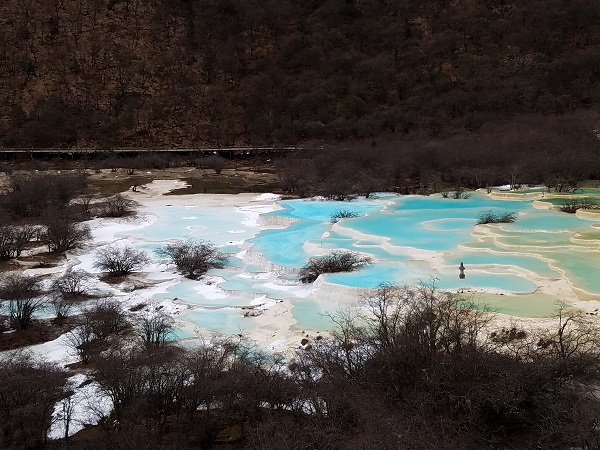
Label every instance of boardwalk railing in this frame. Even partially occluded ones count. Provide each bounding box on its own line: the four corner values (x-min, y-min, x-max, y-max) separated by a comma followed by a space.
0, 146, 301, 155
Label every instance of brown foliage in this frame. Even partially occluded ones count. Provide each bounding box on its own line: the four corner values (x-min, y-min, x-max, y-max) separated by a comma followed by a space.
46, 291, 600, 449
558, 198, 600, 213
1, 173, 88, 219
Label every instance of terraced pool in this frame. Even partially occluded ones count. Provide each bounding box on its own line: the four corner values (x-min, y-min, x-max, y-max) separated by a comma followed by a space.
116, 191, 600, 338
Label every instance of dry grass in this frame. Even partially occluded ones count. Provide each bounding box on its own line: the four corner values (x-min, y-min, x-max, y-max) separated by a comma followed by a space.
87, 166, 280, 196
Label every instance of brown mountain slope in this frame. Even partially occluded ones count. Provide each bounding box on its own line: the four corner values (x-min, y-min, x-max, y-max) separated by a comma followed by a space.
0, 0, 599, 148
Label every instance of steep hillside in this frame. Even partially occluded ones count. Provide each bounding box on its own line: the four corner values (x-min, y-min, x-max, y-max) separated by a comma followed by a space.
0, 0, 599, 148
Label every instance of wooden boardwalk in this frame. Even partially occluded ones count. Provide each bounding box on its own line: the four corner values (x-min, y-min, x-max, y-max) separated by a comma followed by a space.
0, 146, 300, 156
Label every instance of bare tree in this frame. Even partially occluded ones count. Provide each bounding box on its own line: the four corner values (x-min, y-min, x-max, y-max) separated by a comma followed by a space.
85, 299, 131, 340
93, 345, 188, 421
137, 307, 175, 349
56, 394, 76, 441
0, 274, 45, 330
3, 173, 88, 219
0, 225, 37, 261
52, 268, 92, 297
93, 245, 150, 276
66, 300, 131, 364
73, 193, 96, 219
40, 216, 91, 253
0, 351, 67, 448
50, 292, 74, 321
156, 239, 228, 279
203, 155, 228, 174
363, 282, 406, 349
66, 322, 96, 364
363, 281, 492, 356
321, 309, 371, 377
541, 301, 600, 360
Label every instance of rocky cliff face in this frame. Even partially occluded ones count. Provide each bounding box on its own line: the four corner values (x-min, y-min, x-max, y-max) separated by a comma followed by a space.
1, 0, 599, 148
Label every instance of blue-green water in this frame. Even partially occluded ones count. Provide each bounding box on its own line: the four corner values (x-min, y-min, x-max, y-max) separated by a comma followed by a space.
136, 204, 262, 247
251, 221, 330, 267
178, 308, 251, 335
251, 193, 600, 302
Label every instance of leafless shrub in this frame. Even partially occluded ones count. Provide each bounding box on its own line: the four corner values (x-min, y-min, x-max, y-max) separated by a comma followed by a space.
67, 300, 132, 362
97, 194, 138, 218
93, 345, 187, 421
93, 245, 150, 276
52, 268, 92, 298
0, 224, 37, 260
50, 293, 75, 321
50, 269, 92, 322
156, 239, 228, 279
323, 179, 356, 201
0, 274, 45, 330
476, 209, 517, 224
3, 173, 88, 218
545, 174, 579, 193
73, 193, 96, 218
0, 351, 67, 448
66, 323, 96, 364
299, 251, 371, 283
137, 307, 175, 349
537, 302, 600, 359
330, 209, 361, 223
89, 300, 131, 337
452, 190, 470, 199
201, 155, 228, 174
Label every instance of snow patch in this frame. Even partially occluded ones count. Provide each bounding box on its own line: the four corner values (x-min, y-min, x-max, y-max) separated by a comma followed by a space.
253, 193, 280, 201
48, 374, 113, 440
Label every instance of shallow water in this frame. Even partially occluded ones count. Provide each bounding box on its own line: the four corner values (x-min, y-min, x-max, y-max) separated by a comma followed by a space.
178, 308, 251, 336
290, 299, 341, 333
115, 192, 600, 339
136, 203, 270, 249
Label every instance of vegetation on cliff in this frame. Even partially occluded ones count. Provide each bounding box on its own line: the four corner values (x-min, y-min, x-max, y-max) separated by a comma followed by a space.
0, 0, 599, 148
